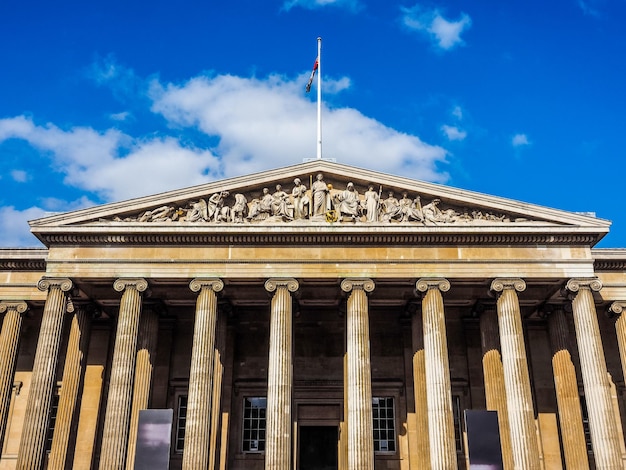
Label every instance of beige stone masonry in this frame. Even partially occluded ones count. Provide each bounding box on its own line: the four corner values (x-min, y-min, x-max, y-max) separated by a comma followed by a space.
490, 278, 540, 470
99, 278, 148, 470
264, 278, 299, 470
126, 306, 159, 470
567, 278, 622, 468
48, 303, 92, 470
0, 301, 28, 452
341, 278, 375, 470
182, 278, 224, 470
416, 278, 456, 469
16, 278, 72, 470
478, 304, 514, 470
411, 307, 430, 470
545, 304, 589, 469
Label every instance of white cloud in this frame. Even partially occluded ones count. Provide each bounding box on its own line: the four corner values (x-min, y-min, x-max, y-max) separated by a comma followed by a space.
401, 5, 471, 50
0, 69, 448, 234
282, 0, 362, 12
452, 106, 463, 120
11, 170, 28, 182
0, 116, 220, 201
0, 206, 47, 247
150, 73, 448, 182
110, 111, 132, 121
441, 125, 467, 141
512, 133, 530, 147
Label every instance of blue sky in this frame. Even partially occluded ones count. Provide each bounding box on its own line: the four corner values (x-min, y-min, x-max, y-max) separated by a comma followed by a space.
1, 0, 625, 247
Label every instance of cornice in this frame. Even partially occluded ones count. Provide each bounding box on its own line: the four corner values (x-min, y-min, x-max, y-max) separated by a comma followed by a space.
593, 249, 626, 271
33, 231, 601, 247
0, 249, 48, 271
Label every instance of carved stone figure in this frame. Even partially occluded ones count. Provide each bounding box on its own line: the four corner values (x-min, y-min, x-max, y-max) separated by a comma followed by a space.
335, 182, 360, 221
272, 184, 291, 218
399, 193, 423, 222
422, 198, 443, 224
247, 188, 273, 221
187, 199, 208, 222
138, 205, 175, 222
381, 192, 403, 222
207, 191, 230, 222
231, 193, 248, 223
311, 173, 329, 217
363, 185, 380, 222
291, 178, 309, 219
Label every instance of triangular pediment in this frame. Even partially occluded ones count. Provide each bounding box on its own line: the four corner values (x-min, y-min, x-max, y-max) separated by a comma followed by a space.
29, 160, 610, 246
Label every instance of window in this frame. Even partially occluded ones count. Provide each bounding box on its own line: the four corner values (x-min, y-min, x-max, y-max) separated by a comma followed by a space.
243, 397, 267, 452
580, 396, 592, 453
452, 394, 463, 453
175, 394, 188, 453
45, 393, 60, 452
372, 397, 396, 453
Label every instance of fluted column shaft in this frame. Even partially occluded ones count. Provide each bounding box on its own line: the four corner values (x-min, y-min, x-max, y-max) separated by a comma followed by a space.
0, 301, 28, 450
126, 307, 159, 469
99, 278, 148, 470
567, 279, 622, 468
182, 278, 224, 470
610, 301, 626, 403
545, 305, 589, 469
209, 312, 227, 469
264, 278, 298, 470
411, 308, 430, 469
16, 278, 72, 470
491, 278, 540, 470
341, 278, 375, 470
479, 305, 514, 470
48, 304, 92, 470
416, 278, 456, 469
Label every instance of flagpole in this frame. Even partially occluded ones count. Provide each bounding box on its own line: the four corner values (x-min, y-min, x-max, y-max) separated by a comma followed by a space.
316, 36, 322, 160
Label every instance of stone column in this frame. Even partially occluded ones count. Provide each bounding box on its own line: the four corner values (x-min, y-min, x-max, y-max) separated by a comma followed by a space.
48, 303, 93, 470
99, 278, 148, 470
209, 309, 227, 470
0, 301, 28, 450
609, 301, 626, 398
182, 278, 224, 470
126, 305, 160, 470
416, 278, 456, 469
543, 304, 589, 469
490, 278, 540, 470
566, 278, 622, 468
16, 278, 72, 470
341, 278, 375, 470
264, 278, 299, 470
478, 303, 514, 470
410, 305, 430, 470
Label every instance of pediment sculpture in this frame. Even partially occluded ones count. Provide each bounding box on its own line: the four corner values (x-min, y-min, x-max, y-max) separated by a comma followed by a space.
110, 173, 527, 225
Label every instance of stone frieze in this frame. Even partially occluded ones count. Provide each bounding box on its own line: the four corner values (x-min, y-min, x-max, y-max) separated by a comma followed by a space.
109, 173, 530, 225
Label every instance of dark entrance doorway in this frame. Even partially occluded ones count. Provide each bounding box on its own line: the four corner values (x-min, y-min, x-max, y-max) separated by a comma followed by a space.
298, 426, 338, 470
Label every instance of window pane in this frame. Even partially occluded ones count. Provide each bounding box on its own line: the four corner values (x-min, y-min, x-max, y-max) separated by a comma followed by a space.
243, 397, 267, 453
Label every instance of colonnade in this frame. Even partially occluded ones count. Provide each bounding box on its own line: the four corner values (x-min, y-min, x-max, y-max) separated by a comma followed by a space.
0, 276, 625, 469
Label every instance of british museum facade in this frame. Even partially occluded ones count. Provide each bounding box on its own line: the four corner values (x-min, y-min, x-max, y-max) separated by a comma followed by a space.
1, 160, 626, 469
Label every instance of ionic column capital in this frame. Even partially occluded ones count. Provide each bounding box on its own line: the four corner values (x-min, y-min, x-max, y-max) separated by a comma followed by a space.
113, 278, 148, 293
265, 278, 299, 293
490, 278, 526, 294
608, 301, 626, 319
565, 277, 602, 294
416, 277, 450, 293
0, 301, 28, 315
190, 278, 224, 293
341, 278, 375, 293
37, 277, 73, 293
